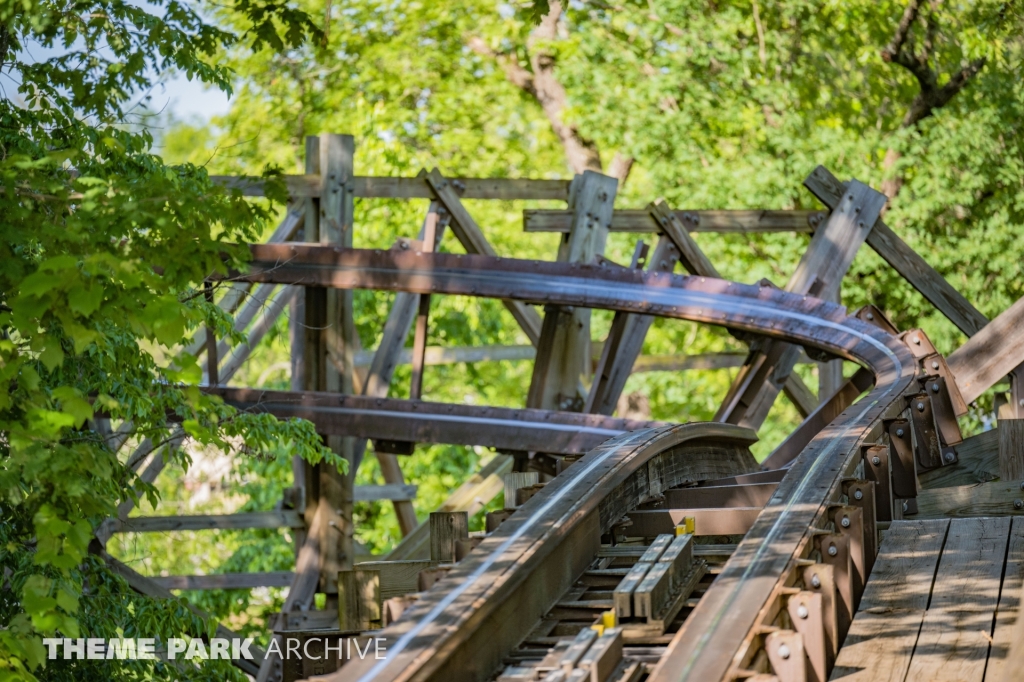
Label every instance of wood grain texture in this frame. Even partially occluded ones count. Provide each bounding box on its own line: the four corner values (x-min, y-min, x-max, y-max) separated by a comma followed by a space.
150, 572, 295, 590
830, 519, 950, 682
429, 511, 469, 563
999, 419, 1024, 480
915, 479, 1024, 518
803, 165, 988, 338
986, 517, 1024, 682
110, 511, 303, 533
904, 517, 1009, 682
211, 174, 571, 200
523, 208, 821, 234
919, 428, 1000, 489
948, 296, 1024, 405
355, 560, 437, 600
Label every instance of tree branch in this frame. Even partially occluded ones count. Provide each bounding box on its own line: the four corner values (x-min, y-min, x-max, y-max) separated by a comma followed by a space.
469, 2, 634, 182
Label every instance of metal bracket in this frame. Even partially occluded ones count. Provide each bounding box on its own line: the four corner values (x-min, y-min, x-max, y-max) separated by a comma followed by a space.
842, 479, 877, 578
787, 591, 826, 682
766, 630, 807, 682
920, 374, 963, 451
886, 419, 918, 498
815, 533, 852, 645
828, 505, 865, 611
801, 563, 838, 666
862, 445, 893, 523
908, 392, 949, 470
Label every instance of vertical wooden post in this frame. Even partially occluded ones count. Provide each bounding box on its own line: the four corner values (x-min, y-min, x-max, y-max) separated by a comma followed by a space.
999, 419, 1024, 480
818, 289, 843, 403
338, 570, 381, 631
527, 171, 617, 412
430, 511, 469, 563
299, 134, 357, 602
409, 209, 441, 400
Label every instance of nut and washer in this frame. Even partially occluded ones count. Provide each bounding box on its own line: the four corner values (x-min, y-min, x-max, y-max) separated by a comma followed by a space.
797, 605, 809, 619
840, 517, 851, 528
828, 544, 838, 557
853, 489, 864, 501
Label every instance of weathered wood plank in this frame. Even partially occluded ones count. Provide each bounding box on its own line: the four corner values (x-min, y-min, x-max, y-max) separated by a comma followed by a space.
829, 519, 949, 682
986, 517, 1024, 681
904, 517, 1009, 682
529, 171, 617, 411
150, 572, 295, 590
919, 428, 999, 489
916, 479, 1024, 518
625, 508, 761, 537
354, 560, 437, 600
999, 419, 1024, 481
717, 177, 886, 430
210, 174, 570, 200
429, 511, 469, 563
355, 484, 417, 501
947, 295, 1024, 405
803, 165, 989, 338
109, 511, 303, 533
664, 482, 777, 509
523, 209, 822, 234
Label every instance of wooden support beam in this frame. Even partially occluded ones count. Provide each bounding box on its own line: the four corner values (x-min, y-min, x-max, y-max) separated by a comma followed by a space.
523, 208, 824, 234
947, 294, 1024, 405
387, 455, 512, 561
338, 569, 381, 631
350, 203, 450, 535
624, 508, 761, 537
424, 168, 543, 345
430, 511, 469, 563
151, 572, 296, 590
1000, 420, 1024, 481
528, 171, 618, 412
585, 232, 680, 416
916, 478, 1024, 518
804, 166, 989, 338
715, 177, 886, 430
106, 511, 304, 533
211, 174, 571, 201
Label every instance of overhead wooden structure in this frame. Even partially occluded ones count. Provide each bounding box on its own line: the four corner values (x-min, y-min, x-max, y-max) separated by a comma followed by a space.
95, 133, 1024, 682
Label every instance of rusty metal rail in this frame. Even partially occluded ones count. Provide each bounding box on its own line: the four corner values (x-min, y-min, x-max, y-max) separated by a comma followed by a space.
222, 243, 919, 682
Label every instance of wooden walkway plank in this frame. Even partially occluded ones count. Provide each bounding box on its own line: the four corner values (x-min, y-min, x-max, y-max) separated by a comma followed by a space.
830, 519, 949, 682
983, 516, 1024, 681
904, 517, 1010, 682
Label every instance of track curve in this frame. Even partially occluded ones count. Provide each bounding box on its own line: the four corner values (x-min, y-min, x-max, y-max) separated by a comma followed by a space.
232, 245, 920, 682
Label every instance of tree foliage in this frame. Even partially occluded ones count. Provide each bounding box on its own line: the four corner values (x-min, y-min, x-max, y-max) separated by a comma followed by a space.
0, 0, 333, 679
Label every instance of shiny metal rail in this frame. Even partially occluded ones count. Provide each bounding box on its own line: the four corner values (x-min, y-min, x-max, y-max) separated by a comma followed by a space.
226, 244, 919, 681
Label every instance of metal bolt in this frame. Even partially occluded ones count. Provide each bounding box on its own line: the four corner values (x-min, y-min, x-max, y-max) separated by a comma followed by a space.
811, 574, 821, 588
797, 605, 809, 619
1019, 398, 1024, 408
931, 383, 940, 393
828, 544, 838, 557
912, 336, 921, 344
931, 360, 940, 370
944, 451, 955, 463
872, 456, 881, 466
1019, 481, 1024, 491
854, 489, 864, 500
896, 428, 905, 437
841, 516, 851, 528
866, 312, 874, 320
778, 644, 791, 660
1015, 500, 1023, 510
916, 402, 926, 411
903, 501, 909, 512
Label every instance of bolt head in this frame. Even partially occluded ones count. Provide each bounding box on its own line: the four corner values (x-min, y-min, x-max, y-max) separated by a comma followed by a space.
854, 490, 864, 500
797, 604, 809, 619
896, 428, 905, 437
916, 402, 926, 411
931, 383, 940, 392
811, 574, 821, 588
841, 517, 851, 528
912, 336, 921, 344
778, 644, 791, 660
931, 360, 940, 369
866, 312, 875, 320
872, 456, 881, 466
1015, 499, 1023, 510
828, 544, 838, 557
944, 451, 955, 463
903, 501, 909, 512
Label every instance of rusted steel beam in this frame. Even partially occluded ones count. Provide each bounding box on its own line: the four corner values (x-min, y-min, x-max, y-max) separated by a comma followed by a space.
206, 387, 662, 456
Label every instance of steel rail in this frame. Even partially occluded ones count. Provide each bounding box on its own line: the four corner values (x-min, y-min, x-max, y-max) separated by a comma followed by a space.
204, 386, 664, 456
225, 244, 919, 682
340, 422, 760, 682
